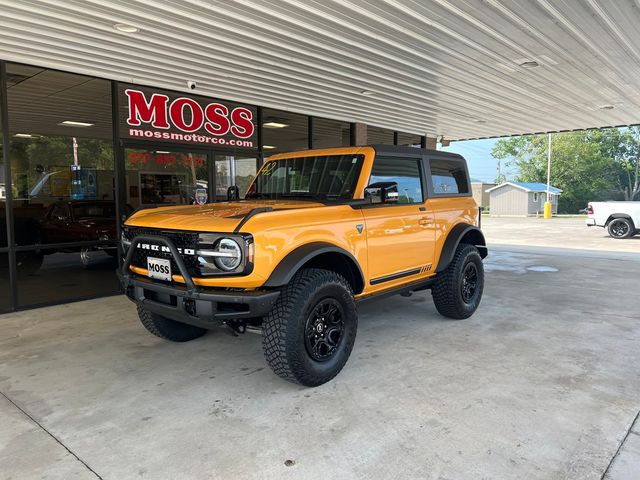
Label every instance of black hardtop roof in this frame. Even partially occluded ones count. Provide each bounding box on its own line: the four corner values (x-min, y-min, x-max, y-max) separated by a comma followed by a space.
370, 144, 465, 161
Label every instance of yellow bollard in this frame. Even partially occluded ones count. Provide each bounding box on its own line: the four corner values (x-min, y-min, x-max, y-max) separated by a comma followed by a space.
543, 201, 552, 219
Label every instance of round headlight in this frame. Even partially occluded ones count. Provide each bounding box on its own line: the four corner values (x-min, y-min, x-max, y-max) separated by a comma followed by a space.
213, 238, 242, 271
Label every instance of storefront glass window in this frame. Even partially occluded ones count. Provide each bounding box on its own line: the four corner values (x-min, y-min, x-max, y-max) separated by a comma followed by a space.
397, 132, 422, 147
313, 117, 351, 148
367, 125, 395, 145
6, 63, 117, 307
125, 148, 208, 207
214, 154, 257, 200
262, 109, 308, 154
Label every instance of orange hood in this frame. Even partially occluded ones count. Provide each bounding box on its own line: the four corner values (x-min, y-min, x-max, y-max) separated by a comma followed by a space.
124, 199, 324, 232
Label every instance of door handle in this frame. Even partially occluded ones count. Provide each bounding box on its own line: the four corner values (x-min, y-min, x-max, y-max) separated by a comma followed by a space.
419, 217, 433, 227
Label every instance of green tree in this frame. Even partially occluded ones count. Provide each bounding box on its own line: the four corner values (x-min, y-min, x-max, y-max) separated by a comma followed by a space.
491, 129, 635, 213
599, 127, 640, 201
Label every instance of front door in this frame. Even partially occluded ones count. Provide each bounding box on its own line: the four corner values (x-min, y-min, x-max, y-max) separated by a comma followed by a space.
361, 155, 436, 285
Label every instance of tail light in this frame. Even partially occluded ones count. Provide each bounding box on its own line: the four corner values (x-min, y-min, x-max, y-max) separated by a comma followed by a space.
587, 204, 594, 215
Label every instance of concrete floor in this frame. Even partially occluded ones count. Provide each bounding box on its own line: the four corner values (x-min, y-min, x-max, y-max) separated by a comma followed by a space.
1, 243, 639, 479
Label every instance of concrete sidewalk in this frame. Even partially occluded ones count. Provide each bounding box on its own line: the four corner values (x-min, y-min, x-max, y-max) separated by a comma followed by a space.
1, 246, 639, 479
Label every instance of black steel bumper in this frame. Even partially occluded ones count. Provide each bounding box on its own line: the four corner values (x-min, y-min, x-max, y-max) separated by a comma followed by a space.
119, 234, 279, 328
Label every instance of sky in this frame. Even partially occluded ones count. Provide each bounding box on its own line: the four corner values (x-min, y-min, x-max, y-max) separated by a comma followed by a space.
440, 137, 519, 183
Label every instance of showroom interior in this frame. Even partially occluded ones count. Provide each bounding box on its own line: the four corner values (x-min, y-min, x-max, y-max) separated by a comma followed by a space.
0, 60, 426, 311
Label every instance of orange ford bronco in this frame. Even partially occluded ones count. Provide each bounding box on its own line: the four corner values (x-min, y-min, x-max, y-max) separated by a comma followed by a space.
119, 145, 487, 386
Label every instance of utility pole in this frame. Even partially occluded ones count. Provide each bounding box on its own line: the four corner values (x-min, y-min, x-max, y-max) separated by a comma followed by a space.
544, 133, 552, 219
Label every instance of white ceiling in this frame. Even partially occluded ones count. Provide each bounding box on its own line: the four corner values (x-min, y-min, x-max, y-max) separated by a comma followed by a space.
1, 0, 640, 140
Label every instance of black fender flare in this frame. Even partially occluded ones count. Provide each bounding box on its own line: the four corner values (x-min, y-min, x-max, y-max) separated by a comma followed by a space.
436, 223, 488, 273
264, 242, 365, 292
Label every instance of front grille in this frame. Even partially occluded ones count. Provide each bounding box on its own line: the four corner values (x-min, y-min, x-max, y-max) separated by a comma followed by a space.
124, 227, 200, 278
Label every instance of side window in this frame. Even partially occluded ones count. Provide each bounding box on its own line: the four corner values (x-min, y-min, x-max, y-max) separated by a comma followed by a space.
369, 156, 424, 204
429, 159, 469, 195
51, 205, 68, 220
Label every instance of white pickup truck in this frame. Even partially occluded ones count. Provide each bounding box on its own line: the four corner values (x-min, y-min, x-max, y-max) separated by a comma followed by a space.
586, 201, 640, 239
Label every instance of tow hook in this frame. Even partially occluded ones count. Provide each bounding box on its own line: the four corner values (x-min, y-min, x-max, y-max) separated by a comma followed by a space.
224, 319, 247, 336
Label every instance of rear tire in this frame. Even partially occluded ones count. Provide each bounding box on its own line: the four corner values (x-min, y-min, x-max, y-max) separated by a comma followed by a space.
607, 217, 634, 239
432, 244, 484, 319
262, 268, 357, 387
137, 306, 207, 342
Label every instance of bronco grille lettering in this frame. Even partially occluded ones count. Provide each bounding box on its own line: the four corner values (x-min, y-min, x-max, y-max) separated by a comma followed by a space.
137, 243, 196, 256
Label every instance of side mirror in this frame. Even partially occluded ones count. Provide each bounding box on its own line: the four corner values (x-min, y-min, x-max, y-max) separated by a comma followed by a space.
227, 185, 240, 201
364, 182, 399, 204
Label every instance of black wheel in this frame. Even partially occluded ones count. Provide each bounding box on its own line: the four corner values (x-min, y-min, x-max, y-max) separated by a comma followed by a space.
80, 248, 92, 268
432, 243, 484, 319
607, 218, 634, 239
262, 268, 357, 387
137, 306, 207, 342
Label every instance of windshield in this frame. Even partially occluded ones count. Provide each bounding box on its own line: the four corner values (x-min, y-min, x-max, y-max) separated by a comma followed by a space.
246, 154, 364, 200
73, 204, 115, 219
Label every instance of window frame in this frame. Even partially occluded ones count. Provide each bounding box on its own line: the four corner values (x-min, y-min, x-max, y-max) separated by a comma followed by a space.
366, 153, 428, 206
424, 154, 472, 198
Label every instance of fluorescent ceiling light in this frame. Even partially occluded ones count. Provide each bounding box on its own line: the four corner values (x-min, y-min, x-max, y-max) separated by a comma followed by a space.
59, 121, 94, 127
263, 145, 277, 149
155, 150, 171, 154
14, 133, 34, 138
263, 122, 288, 129
114, 23, 140, 33
519, 60, 539, 68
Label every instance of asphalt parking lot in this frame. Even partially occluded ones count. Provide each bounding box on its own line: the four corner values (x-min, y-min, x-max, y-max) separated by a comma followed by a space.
1, 218, 639, 479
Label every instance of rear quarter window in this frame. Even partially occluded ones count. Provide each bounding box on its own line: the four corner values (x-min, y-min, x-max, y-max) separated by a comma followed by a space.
429, 159, 470, 196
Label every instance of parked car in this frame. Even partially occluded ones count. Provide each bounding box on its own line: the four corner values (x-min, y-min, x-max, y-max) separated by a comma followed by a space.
120, 145, 487, 386
586, 201, 640, 239
40, 200, 120, 265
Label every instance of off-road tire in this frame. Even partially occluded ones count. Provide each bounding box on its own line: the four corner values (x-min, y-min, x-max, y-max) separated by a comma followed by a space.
262, 268, 357, 387
137, 306, 207, 342
607, 217, 635, 239
432, 243, 484, 320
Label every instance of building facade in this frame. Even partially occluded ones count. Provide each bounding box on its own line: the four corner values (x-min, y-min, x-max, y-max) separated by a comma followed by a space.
471, 182, 495, 209
487, 182, 562, 216
0, 60, 429, 312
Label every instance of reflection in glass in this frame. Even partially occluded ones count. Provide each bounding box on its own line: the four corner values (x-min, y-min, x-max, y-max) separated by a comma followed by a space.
234, 156, 257, 198
215, 154, 257, 200
125, 149, 208, 207
397, 132, 422, 147
367, 125, 395, 145
17, 249, 119, 308
0, 254, 11, 312
262, 109, 308, 153
6, 63, 118, 308
313, 118, 351, 148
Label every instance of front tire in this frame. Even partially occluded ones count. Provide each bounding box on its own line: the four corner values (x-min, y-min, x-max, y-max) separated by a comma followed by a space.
262, 268, 357, 387
432, 244, 484, 319
137, 306, 207, 342
607, 218, 634, 239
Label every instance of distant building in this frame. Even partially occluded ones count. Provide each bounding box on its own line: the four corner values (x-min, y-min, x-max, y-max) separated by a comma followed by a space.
487, 182, 562, 216
471, 182, 496, 209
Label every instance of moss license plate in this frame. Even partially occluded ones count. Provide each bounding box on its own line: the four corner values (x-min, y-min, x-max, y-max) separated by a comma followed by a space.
147, 257, 171, 281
